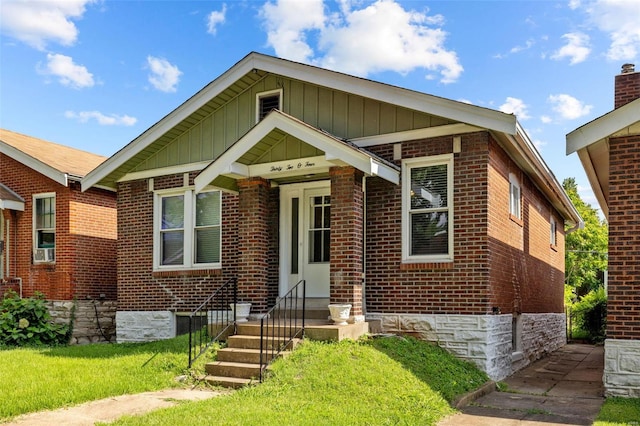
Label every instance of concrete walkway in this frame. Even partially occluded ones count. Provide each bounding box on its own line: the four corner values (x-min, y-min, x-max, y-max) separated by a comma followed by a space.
3, 389, 223, 426
439, 343, 605, 426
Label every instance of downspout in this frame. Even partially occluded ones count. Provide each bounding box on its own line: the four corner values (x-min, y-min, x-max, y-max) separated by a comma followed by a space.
362, 175, 367, 319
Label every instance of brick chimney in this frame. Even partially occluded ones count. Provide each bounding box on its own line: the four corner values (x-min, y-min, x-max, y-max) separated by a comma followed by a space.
614, 63, 640, 109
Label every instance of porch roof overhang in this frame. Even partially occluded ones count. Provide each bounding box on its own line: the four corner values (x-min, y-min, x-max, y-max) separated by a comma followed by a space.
0, 183, 25, 211
566, 99, 640, 221
194, 110, 400, 193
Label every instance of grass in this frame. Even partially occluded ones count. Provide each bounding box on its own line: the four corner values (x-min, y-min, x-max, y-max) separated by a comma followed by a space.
107, 336, 489, 426
0, 334, 490, 425
595, 397, 640, 426
0, 334, 214, 421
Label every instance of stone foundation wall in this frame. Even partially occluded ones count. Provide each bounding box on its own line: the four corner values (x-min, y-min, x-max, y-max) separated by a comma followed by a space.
604, 339, 640, 397
512, 313, 566, 373
47, 300, 117, 344
116, 311, 174, 343
368, 313, 513, 380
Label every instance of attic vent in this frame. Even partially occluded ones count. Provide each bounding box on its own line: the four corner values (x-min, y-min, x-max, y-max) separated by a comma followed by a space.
256, 89, 282, 122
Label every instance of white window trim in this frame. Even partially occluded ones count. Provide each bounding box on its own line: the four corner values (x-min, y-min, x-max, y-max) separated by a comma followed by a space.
401, 154, 454, 263
32, 192, 56, 264
153, 187, 222, 271
255, 88, 283, 123
550, 216, 557, 247
509, 173, 522, 220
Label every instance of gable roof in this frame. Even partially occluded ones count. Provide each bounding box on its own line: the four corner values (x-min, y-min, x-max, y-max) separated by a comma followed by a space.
194, 109, 399, 192
80, 51, 580, 226
82, 51, 517, 192
0, 129, 107, 186
566, 98, 640, 219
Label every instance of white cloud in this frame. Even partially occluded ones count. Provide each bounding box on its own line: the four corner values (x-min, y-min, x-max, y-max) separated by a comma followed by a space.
499, 97, 531, 120
548, 94, 593, 120
540, 115, 552, 124
146, 56, 182, 93
551, 32, 591, 64
207, 4, 227, 35
585, 0, 640, 60
260, 0, 463, 83
65, 110, 137, 126
41, 53, 94, 89
0, 0, 95, 50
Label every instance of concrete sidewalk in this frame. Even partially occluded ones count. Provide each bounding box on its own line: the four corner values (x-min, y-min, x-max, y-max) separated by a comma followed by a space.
439, 343, 604, 425
4, 389, 223, 426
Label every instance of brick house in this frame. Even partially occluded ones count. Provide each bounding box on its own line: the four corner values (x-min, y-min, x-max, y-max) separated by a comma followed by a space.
0, 129, 117, 343
84, 52, 581, 380
567, 64, 640, 397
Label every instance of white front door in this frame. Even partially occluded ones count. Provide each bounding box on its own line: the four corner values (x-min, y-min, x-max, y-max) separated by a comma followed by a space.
280, 181, 330, 298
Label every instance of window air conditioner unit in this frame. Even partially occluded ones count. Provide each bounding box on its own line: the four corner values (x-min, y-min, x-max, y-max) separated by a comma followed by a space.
34, 248, 55, 262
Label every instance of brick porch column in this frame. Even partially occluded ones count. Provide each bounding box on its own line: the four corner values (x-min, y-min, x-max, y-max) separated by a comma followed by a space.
237, 177, 270, 313
329, 166, 365, 320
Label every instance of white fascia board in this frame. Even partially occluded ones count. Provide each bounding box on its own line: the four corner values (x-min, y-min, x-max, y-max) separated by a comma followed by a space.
352, 123, 484, 147
0, 200, 25, 211
370, 159, 400, 185
253, 54, 517, 134
577, 148, 609, 220
116, 161, 212, 183
0, 141, 68, 187
195, 111, 399, 192
567, 100, 640, 155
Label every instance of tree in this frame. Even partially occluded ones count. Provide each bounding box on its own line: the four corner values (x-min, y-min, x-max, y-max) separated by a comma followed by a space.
563, 178, 608, 299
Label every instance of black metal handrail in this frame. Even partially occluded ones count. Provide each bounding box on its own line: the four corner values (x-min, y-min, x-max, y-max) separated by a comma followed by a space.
259, 280, 306, 382
188, 277, 237, 367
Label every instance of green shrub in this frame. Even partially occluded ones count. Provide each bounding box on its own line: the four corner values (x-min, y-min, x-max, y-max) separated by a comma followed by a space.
572, 287, 607, 343
0, 291, 70, 347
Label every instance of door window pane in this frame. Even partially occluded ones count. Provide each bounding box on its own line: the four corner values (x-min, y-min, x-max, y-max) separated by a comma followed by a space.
308, 195, 330, 263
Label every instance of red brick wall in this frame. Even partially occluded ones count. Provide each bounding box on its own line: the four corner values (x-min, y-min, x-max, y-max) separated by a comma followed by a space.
0, 154, 116, 300
365, 133, 491, 314
608, 134, 640, 339
365, 132, 565, 315
116, 174, 238, 311
330, 166, 364, 316
487, 139, 565, 314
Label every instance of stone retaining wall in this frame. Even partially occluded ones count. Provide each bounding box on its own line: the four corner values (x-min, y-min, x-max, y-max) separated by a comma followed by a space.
368, 313, 513, 380
47, 300, 117, 344
116, 311, 174, 343
513, 313, 566, 373
604, 339, 640, 397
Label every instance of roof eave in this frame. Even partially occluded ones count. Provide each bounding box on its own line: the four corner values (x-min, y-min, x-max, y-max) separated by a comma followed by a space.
83, 52, 517, 191
0, 140, 68, 187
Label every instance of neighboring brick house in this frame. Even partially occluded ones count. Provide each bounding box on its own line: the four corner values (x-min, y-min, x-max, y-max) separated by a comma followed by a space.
567, 64, 640, 397
84, 52, 581, 380
0, 129, 117, 343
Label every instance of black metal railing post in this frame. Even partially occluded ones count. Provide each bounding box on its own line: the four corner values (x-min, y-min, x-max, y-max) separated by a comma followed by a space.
188, 277, 237, 368
259, 279, 306, 382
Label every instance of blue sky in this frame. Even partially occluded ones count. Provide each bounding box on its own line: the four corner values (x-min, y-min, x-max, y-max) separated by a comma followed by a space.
1, 0, 639, 211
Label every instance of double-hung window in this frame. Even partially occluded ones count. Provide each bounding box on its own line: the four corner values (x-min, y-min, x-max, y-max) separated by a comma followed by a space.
155, 189, 221, 270
33, 193, 55, 263
402, 154, 454, 263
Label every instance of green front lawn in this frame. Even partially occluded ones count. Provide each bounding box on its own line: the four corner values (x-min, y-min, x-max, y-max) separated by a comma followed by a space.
109, 337, 488, 426
0, 334, 488, 425
0, 334, 204, 420
595, 397, 640, 426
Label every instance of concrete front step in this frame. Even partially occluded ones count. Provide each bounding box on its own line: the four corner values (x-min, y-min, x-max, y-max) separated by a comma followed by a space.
206, 360, 261, 379
216, 347, 278, 364
227, 335, 300, 350
203, 375, 254, 389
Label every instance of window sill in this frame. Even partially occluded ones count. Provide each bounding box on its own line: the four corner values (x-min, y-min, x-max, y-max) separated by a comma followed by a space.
153, 268, 222, 278
509, 214, 523, 227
